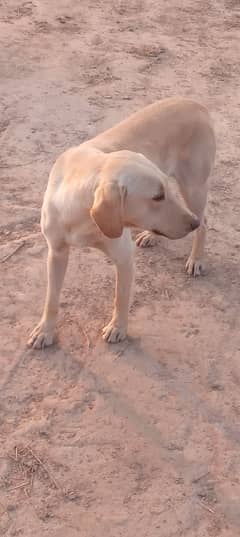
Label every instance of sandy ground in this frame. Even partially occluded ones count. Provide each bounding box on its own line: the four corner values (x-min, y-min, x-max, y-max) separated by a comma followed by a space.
0, 1, 240, 535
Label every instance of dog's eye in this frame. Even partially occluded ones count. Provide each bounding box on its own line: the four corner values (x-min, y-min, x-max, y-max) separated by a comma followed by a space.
152, 193, 165, 201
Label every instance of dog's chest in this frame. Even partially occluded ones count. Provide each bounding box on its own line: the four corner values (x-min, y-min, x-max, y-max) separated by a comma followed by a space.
65, 219, 103, 250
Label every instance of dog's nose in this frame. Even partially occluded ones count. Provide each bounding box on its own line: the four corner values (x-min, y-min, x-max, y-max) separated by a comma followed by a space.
190, 217, 200, 231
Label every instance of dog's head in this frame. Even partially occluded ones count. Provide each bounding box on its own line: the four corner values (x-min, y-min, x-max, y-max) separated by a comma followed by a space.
90, 150, 199, 239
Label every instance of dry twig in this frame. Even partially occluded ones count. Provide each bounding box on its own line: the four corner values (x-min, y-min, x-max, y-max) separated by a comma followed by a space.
80, 325, 91, 349
198, 501, 215, 514
29, 449, 60, 490
8, 482, 29, 492
0, 241, 25, 263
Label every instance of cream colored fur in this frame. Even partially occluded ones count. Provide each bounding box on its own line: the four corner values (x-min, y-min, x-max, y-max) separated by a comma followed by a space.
28, 97, 216, 348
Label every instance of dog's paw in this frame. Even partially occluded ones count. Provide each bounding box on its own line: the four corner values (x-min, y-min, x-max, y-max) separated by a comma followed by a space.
102, 321, 127, 343
136, 231, 157, 248
185, 256, 206, 277
27, 322, 55, 349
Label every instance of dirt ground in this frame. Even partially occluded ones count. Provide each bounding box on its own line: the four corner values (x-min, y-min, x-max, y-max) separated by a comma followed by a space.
0, 1, 240, 535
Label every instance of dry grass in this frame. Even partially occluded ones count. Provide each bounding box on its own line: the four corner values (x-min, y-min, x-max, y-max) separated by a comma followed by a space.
7, 445, 60, 496
128, 44, 167, 58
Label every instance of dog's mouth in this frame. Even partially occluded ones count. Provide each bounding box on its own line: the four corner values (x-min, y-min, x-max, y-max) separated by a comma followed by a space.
151, 229, 167, 237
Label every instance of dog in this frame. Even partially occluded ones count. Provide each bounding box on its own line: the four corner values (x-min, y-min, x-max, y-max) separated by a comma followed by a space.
28, 97, 216, 349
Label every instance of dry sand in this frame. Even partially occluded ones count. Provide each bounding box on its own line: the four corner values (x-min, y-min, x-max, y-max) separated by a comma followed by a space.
0, 1, 240, 535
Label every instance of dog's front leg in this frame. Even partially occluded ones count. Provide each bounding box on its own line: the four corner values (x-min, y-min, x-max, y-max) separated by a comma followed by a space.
102, 230, 135, 343
28, 243, 69, 349
183, 184, 208, 277
185, 216, 207, 276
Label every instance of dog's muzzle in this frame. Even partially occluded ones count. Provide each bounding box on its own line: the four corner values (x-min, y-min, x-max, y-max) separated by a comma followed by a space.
151, 229, 167, 237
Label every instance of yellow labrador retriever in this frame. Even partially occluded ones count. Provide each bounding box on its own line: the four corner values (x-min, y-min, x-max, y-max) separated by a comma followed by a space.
28, 97, 215, 349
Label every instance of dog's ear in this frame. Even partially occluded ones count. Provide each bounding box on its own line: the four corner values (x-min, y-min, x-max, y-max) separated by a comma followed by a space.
90, 182, 126, 238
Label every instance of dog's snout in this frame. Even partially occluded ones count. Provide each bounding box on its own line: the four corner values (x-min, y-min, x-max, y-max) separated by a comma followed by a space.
190, 216, 200, 231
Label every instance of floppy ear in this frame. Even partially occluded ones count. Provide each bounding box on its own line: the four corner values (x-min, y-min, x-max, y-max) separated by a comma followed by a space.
90, 182, 126, 238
